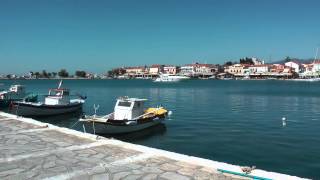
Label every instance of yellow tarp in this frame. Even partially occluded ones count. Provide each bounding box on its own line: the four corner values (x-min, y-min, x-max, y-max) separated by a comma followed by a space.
145, 107, 168, 116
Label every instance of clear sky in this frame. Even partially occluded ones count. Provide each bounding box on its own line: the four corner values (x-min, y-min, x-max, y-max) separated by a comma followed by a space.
1, 0, 320, 74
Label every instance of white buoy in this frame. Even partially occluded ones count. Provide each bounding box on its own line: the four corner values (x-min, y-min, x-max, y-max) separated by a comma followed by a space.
282, 117, 287, 127
168, 111, 173, 116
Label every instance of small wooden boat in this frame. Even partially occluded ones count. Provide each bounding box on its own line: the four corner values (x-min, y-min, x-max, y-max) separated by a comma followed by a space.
80, 97, 168, 134
0, 85, 37, 107
11, 81, 85, 117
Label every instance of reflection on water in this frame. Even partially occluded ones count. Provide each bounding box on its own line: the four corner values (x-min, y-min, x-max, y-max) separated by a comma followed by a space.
104, 123, 167, 142
1, 79, 320, 178
38, 110, 84, 127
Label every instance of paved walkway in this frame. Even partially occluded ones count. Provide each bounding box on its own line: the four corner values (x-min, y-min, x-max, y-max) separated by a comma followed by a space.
0, 113, 304, 180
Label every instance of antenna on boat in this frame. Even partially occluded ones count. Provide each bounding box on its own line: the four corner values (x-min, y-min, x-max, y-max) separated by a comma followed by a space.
58, 80, 63, 89
93, 104, 100, 117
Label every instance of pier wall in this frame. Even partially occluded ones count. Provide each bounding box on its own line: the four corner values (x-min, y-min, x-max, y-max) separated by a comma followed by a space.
0, 112, 307, 180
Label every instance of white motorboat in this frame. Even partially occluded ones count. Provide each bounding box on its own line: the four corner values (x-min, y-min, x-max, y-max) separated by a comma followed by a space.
154, 74, 190, 82
0, 85, 37, 107
80, 97, 169, 134
286, 78, 320, 82
11, 81, 85, 116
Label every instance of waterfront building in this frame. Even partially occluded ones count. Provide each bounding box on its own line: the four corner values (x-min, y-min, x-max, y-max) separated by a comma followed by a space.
284, 61, 301, 73
148, 64, 164, 75
311, 61, 320, 73
194, 64, 218, 74
248, 64, 270, 74
270, 64, 285, 73
224, 64, 249, 76
299, 64, 313, 77
125, 66, 146, 75
180, 65, 195, 76
163, 66, 180, 75
180, 63, 219, 77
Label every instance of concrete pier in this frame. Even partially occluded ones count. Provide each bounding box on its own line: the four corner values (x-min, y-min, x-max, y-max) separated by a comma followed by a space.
0, 112, 306, 180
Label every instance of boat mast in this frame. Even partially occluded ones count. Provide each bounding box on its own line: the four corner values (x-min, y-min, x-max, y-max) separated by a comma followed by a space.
314, 47, 319, 63
314, 47, 319, 77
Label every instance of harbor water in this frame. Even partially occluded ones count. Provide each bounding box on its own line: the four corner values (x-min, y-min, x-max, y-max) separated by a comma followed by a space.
0, 79, 319, 179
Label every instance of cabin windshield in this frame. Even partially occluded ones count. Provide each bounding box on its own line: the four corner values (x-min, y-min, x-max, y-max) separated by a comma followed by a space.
118, 101, 131, 107
49, 90, 69, 96
133, 101, 142, 108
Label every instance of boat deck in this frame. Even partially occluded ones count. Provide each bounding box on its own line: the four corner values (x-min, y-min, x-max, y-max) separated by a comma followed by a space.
0, 112, 305, 180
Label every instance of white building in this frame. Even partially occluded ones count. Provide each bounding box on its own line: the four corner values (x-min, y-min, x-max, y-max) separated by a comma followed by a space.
284, 61, 300, 73
180, 65, 195, 76
194, 64, 215, 74
148, 65, 163, 75
225, 64, 248, 75
312, 62, 320, 73
163, 66, 179, 75
248, 65, 270, 74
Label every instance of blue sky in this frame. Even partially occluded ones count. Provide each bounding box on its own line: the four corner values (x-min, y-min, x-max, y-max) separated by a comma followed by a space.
1, 0, 320, 74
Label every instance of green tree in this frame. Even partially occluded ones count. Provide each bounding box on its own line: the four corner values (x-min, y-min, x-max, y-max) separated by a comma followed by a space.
58, 69, 69, 77
75, 70, 87, 78
224, 61, 233, 66
285, 56, 291, 62
42, 70, 49, 78
34, 72, 40, 78
52, 72, 57, 78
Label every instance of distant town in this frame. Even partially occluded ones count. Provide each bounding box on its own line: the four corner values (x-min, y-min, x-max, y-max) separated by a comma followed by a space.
1, 57, 320, 80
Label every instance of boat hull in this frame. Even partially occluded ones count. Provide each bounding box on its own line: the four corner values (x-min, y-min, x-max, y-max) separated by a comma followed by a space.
0, 95, 37, 108
12, 102, 83, 117
83, 117, 165, 134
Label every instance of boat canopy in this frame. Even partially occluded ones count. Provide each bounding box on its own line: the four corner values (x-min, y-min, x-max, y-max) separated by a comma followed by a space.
48, 89, 70, 96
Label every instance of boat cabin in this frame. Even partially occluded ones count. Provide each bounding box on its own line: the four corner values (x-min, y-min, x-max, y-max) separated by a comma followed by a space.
45, 88, 70, 105
114, 97, 147, 120
9, 85, 26, 93
0, 85, 26, 100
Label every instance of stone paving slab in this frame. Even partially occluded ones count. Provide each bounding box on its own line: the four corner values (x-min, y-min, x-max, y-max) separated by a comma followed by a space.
0, 118, 40, 134
0, 113, 306, 180
0, 127, 93, 159
0, 144, 142, 179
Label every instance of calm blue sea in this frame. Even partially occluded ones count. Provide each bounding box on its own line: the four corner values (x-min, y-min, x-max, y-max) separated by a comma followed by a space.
1, 79, 319, 179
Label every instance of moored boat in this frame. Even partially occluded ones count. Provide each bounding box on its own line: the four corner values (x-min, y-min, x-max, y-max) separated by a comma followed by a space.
80, 97, 169, 134
154, 74, 190, 82
11, 81, 85, 117
0, 85, 37, 107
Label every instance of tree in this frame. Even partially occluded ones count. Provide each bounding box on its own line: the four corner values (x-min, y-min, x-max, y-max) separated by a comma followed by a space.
107, 68, 126, 77
285, 56, 291, 62
58, 69, 69, 77
42, 70, 49, 78
34, 72, 40, 78
240, 57, 254, 65
75, 70, 87, 78
52, 72, 57, 78
224, 61, 233, 66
